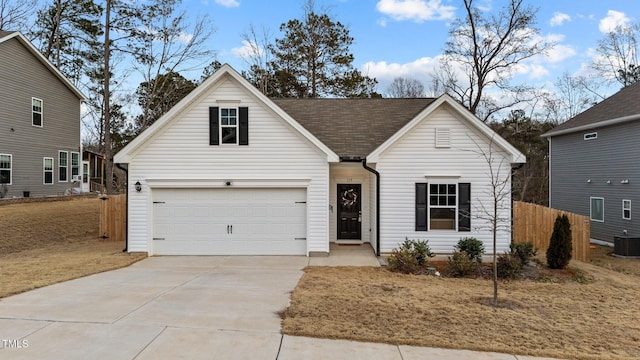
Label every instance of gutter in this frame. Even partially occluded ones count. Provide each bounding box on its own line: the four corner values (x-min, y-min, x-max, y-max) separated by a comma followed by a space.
511, 163, 525, 244
339, 156, 381, 256
115, 163, 129, 252
362, 159, 381, 256
542, 113, 640, 138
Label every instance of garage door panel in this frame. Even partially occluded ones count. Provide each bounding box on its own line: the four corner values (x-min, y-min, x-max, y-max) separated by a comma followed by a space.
152, 188, 307, 255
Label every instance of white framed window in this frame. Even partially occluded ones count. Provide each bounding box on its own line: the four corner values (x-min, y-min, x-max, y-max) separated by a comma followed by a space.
58, 151, 68, 182
71, 152, 80, 180
623, 199, 631, 220
43, 157, 54, 185
429, 183, 457, 230
32, 98, 43, 127
220, 108, 238, 144
584, 132, 597, 140
590, 197, 604, 222
0, 154, 12, 185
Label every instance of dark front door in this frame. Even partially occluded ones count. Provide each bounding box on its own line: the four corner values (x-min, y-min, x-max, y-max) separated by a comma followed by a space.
337, 184, 361, 240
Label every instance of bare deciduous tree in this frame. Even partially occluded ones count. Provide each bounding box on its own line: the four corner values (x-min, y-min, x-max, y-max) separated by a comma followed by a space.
470, 136, 517, 306
386, 77, 425, 98
0, 0, 36, 31
592, 24, 640, 87
440, 0, 553, 121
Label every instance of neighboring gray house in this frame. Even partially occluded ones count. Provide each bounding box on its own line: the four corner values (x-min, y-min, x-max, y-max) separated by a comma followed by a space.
542, 81, 640, 243
0, 31, 86, 198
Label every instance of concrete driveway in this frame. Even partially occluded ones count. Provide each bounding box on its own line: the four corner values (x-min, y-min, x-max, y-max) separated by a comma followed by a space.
0, 256, 307, 359
0, 255, 559, 360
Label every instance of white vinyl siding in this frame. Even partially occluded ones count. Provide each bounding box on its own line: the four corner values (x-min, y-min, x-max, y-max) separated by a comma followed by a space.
0, 154, 11, 185
43, 157, 54, 184
590, 197, 604, 222
125, 76, 330, 255
376, 107, 513, 255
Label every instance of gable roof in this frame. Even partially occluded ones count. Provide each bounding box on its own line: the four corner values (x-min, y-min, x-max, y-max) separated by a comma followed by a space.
272, 98, 434, 157
0, 31, 86, 101
114, 64, 340, 163
542, 81, 640, 137
367, 94, 526, 164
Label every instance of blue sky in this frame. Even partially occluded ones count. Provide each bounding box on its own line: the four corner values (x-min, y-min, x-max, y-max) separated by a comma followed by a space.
179, 0, 640, 97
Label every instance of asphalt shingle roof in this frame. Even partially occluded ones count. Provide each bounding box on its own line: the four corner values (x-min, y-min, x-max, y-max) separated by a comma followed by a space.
271, 98, 435, 157
544, 81, 640, 137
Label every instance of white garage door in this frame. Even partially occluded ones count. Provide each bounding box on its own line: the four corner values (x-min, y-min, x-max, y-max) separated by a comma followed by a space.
152, 188, 307, 255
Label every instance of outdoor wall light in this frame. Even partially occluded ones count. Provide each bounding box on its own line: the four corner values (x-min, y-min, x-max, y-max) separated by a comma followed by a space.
606, 180, 611, 184
225, 180, 232, 186
621, 179, 630, 184
135, 181, 142, 192
586, 179, 591, 183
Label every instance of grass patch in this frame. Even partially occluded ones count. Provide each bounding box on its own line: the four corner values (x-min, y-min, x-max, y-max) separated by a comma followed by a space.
0, 197, 146, 298
281, 263, 640, 360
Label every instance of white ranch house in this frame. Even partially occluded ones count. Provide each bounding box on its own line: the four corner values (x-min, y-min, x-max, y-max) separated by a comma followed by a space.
114, 64, 525, 256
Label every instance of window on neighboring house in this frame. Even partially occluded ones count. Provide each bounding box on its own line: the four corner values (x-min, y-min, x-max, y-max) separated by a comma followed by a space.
43, 157, 54, 184
59, 151, 68, 182
590, 197, 604, 222
71, 152, 80, 180
32, 98, 43, 127
623, 199, 631, 220
416, 182, 471, 231
209, 106, 249, 145
0, 154, 11, 185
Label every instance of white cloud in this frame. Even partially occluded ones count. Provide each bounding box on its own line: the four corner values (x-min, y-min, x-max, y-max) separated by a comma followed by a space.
550, 12, 570, 27
215, 0, 239, 8
376, 0, 456, 23
599, 10, 630, 33
178, 32, 194, 44
231, 40, 263, 59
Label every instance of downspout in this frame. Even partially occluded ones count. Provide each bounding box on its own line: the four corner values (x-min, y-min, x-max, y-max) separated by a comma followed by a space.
115, 163, 128, 252
362, 159, 381, 256
511, 163, 525, 244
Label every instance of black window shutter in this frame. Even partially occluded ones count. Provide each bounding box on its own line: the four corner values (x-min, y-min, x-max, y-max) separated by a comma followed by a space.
239, 107, 249, 145
209, 107, 219, 145
416, 183, 428, 231
458, 183, 471, 232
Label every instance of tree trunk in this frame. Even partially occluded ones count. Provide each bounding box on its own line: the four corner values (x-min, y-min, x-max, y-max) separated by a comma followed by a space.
493, 201, 498, 305
103, 0, 114, 194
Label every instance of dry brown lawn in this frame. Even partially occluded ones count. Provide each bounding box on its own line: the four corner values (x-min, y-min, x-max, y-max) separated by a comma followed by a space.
590, 244, 640, 277
282, 259, 640, 360
0, 197, 146, 298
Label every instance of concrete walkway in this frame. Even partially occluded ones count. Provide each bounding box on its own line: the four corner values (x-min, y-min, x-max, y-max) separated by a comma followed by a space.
0, 255, 558, 359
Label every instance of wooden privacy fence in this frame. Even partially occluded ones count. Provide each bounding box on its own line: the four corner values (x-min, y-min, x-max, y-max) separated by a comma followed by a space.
513, 201, 590, 262
99, 194, 126, 242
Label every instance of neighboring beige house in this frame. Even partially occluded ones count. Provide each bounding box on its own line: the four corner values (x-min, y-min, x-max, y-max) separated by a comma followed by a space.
115, 64, 525, 256
0, 31, 86, 198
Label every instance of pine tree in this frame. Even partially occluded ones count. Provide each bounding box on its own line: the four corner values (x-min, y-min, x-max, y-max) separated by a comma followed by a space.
546, 214, 573, 269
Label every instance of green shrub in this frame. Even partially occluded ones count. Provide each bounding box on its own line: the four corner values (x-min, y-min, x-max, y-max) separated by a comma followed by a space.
546, 214, 572, 269
510, 241, 537, 266
447, 250, 478, 277
455, 237, 485, 263
496, 252, 522, 280
387, 238, 435, 274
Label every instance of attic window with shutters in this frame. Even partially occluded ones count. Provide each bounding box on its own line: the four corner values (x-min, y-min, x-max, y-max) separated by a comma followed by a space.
584, 132, 597, 140
435, 128, 451, 148
209, 106, 249, 146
